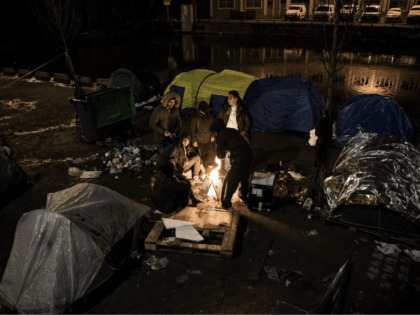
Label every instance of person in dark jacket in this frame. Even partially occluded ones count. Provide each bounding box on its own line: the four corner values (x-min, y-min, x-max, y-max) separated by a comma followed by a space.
149, 92, 182, 155
217, 90, 252, 144
190, 101, 217, 169
210, 118, 253, 210
156, 133, 203, 184
151, 162, 192, 214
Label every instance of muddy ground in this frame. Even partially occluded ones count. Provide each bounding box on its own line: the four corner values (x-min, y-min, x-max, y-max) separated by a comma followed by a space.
1, 76, 420, 314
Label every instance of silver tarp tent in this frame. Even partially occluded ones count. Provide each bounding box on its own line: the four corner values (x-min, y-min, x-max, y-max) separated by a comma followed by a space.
324, 131, 420, 224
0, 183, 150, 314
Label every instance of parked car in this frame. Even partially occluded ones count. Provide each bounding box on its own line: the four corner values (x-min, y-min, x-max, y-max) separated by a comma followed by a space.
340, 4, 361, 21
385, 7, 402, 22
314, 4, 335, 21
407, 5, 420, 24
361, 5, 382, 23
285, 5, 307, 20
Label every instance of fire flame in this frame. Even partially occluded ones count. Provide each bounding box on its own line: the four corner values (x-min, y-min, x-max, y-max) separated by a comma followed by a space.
209, 157, 221, 183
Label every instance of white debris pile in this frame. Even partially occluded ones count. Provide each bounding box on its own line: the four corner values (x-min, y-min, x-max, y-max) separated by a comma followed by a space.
135, 94, 162, 108
66, 138, 159, 176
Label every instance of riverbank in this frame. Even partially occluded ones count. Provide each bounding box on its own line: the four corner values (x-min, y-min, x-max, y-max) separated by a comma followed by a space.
90, 18, 420, 44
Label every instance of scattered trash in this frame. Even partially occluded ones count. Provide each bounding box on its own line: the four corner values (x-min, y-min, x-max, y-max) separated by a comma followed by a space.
359, 237, 368, 242
131, 250, 143, 260
285, 279, 291, 287
264, 266, 282, 284
68, 167, 84, 177
161, 219, 195, 230
403, 249, 420, 262
244, 228, 251, 237
144, 255, 169, 270
375, 241, 401, 255
175, 225, 204, 242
176, 274, 189, 283
187, 270, 202, 275
307, 214, 312, 220
288, 171, 305, 180
268, 250, 275, 256
115, 176, 119, 179
302, 198, 313, 210
80, 171, 102, 179
308, 129, 318, 146
306, 229, 318, 236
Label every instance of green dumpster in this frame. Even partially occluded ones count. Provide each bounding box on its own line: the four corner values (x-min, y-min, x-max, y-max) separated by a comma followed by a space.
70, 86, 136, 142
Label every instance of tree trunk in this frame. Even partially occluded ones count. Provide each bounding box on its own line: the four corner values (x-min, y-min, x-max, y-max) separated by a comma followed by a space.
64, 39, 83, 97
326, 1, 341, 111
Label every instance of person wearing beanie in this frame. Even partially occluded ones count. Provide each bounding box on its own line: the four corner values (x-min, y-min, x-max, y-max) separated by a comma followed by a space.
216, 90, 252, 144
156, 132, 203, 184
190, 100, 217, 169
151, 162, 197, 214
210, 118, 254, 211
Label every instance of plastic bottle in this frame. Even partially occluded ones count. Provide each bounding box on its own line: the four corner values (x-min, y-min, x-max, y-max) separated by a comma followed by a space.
303, 198, 313, 210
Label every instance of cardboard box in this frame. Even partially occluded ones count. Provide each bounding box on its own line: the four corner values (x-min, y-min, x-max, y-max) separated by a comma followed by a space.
248, 172, 276, 212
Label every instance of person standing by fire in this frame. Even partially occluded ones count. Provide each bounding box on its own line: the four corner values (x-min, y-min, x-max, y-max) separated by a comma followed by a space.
217, 90, 252, 144
210, 118, 253, 211
149, 92, 182, 155
190, 101, 217, 171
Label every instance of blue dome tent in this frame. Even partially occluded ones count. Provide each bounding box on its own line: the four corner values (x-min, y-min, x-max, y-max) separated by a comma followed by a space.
336, 94, 413, 146
243, 77, 325, 133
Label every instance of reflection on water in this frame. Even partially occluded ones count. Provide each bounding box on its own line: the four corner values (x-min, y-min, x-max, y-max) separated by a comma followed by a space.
2, 33, 419, 118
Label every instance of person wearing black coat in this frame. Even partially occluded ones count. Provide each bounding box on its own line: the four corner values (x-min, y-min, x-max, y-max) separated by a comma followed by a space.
151, 162, 192, 214
210, 118, 253, 210
190, 101, 217, 168
216, 90, 252, 144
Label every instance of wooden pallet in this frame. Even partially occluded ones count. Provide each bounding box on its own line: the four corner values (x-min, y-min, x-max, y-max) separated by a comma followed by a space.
145, 207, 240, 259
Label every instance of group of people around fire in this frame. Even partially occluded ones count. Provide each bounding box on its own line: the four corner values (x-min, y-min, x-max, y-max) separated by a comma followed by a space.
149, 90, 253, 214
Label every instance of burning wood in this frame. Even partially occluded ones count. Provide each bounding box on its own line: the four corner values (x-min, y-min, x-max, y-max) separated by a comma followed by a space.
199, 157, 223, 200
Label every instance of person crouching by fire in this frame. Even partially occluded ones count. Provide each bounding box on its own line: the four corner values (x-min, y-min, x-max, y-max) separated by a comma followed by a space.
149, 92, 182, 155
210, 118, 253, 211
151, 162, 198, 214
156, 132, 204, 185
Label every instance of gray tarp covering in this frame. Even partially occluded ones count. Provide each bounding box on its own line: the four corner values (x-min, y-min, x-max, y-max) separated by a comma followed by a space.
0, 183, 151, 314
324, 131, 420, 223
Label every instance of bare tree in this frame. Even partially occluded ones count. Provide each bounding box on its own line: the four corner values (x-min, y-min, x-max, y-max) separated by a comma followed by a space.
30, 0, 84, 97
316, 0, 370, 111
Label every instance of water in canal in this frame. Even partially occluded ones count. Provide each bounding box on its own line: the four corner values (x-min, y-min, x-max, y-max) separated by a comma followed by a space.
2, 33, 420, 119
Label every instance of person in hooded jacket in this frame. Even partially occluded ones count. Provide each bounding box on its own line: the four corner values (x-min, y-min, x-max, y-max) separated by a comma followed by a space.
156, 133, 203, 184
149, 92, 182, 155
190, 101, 217, 169
151, 162, 193, 214
210, 118, 253, 211
217, 90, 252, 144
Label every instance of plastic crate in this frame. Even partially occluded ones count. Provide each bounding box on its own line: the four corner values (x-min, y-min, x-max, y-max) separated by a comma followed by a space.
70, 86, 135, 142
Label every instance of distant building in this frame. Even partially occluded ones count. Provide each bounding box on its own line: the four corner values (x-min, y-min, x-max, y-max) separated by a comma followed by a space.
208, 0, 420, 20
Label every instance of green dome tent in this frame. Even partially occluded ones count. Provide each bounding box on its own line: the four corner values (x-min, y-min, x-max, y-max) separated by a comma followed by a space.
164, 69, 258, 115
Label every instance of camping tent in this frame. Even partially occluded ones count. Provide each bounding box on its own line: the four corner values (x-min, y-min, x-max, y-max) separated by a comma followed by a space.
108, 68, 149, 103
164, 69, 257, 115
243, 76, 325, 133
0, 153, 32, 211
336, 94, 413, 146
0, 183, 150, 314
165, 69, 216, 115
324, 131, 420, 236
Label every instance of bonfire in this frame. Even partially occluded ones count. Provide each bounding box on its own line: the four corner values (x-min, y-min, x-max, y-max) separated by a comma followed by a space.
207, 157, 222, 198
